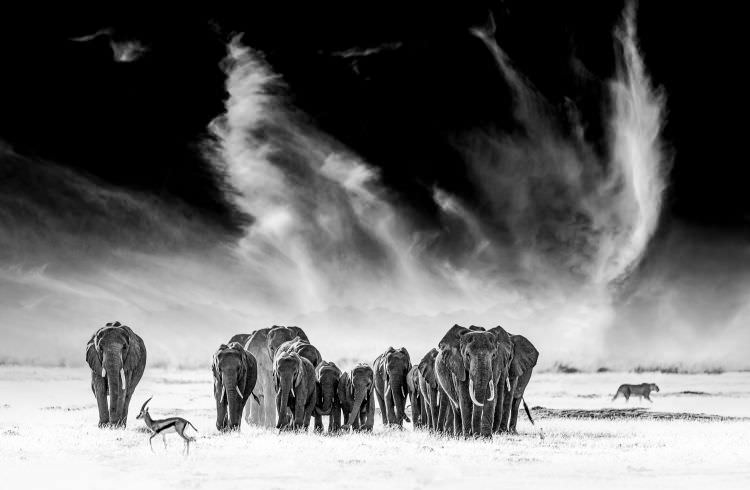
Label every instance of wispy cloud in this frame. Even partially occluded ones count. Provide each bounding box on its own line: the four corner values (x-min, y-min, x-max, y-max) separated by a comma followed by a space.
330, 42, 403, 59
70, 28, 148, 63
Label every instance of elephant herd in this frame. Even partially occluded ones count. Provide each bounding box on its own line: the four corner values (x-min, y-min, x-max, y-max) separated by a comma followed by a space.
86, 322, 538, 438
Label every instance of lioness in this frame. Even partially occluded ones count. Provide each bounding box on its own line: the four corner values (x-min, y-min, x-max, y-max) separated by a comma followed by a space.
612, 383, 659, 402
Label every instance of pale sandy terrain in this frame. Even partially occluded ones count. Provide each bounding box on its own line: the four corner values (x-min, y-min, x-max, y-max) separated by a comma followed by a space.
1, 367, 748, 489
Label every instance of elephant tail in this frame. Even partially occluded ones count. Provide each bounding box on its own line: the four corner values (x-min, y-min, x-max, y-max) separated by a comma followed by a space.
522, 398, 534, 426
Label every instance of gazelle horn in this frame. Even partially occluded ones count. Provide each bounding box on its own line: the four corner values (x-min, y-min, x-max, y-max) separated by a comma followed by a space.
139, 396, 153, 413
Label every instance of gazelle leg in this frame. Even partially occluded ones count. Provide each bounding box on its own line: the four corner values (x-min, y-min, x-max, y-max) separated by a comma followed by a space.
162, 433, 168, 449
149, 433, 156, 452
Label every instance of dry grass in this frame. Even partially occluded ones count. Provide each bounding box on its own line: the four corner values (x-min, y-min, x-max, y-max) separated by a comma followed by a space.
1, 367, 749, 489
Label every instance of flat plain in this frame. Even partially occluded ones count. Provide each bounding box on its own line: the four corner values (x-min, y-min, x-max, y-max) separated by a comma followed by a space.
1, 367, 748, 489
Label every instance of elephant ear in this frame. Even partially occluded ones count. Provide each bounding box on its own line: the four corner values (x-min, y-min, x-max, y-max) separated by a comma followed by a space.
120, 325, 146, 387
399, 347, 411, 371
438, 325, 470, 382
437, 324, 468, 351
294, 354, 304, 387
489, 326, 514, 367
510, 335, 539, 377
419, 351, 438, 389
85, 331, 102, 375
211, 345, 226, 379
289, 327, 309, 342
241, 348, 257, 400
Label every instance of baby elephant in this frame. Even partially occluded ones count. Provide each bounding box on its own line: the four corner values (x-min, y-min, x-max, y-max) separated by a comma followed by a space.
314, 361, 342, 432
339, 363, 376, 431
274, 351, 317, 430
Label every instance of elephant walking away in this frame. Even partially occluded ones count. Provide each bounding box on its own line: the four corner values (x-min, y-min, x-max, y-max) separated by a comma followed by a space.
85, 321, 147, 427
213, 342, 258, 431
374, 347, 412, 427
314, 361, 342, 432
274, 351, 317, 430
339, 363, 375, 431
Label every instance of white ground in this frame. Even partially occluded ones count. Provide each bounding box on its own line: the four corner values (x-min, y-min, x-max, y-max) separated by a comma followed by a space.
1, 367, 748, 489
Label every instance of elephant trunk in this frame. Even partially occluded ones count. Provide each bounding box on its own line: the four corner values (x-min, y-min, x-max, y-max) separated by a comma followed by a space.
102, 350, 124, 424
319, 387, 334, 415
347, 387, 367, 426
469, 362, 493, 408
390, 374, 406, 424
277, 376, 293, 429
223, 375, 242, 429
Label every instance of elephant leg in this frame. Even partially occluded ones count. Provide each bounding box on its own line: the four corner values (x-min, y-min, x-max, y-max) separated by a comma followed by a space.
375, 390, 387, 425
265, 381, 276, 427
384, 386, 396, 425
93, 377, 109, 427
294, 396, 306, 430
449, 405, 459, 436
436, 394, 448, 433
480, 392, 496, 438
457, 381, 473, 437
499, 377, 516, 432
364, 399, 375, 431
120, 390, 134, 427
509, 396, 522, 432
352, 412, 361, 431
471, 400, 483, 437
332, 403, 341, 432
314, 412, 324, 432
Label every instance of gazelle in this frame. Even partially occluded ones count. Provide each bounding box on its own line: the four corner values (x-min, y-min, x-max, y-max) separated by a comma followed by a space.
136, 397, 197, 454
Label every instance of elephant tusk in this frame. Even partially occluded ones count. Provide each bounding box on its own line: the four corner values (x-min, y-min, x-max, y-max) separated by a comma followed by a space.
469, 379, 483, 407
221, 386, 226, 403
120, 368, 126, 391
291, 385, 295, 398
506, 377, 511, 392
236, 386, 244, 399
487, 379, 495, 401
101, 368, 106, 378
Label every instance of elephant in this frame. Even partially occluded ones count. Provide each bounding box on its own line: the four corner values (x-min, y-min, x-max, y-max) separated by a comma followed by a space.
314, 361, 342, 432
407, 365, 423, 428
273, 351, 317, 430
85, 321, 146, 427
277, 337, 322, 368
212, 342, 258, 431
339, 363, 375, 431
266, 325, 309, 361
228, 332, 255, 347
416, 348, 440, 431
243, 326, 309, 427
435, 324, 512, 438
496, 333, 538, 433
374, 347, 412, 427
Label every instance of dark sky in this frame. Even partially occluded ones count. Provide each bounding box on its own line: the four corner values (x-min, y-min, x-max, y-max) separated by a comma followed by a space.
0, 2, 747, 232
